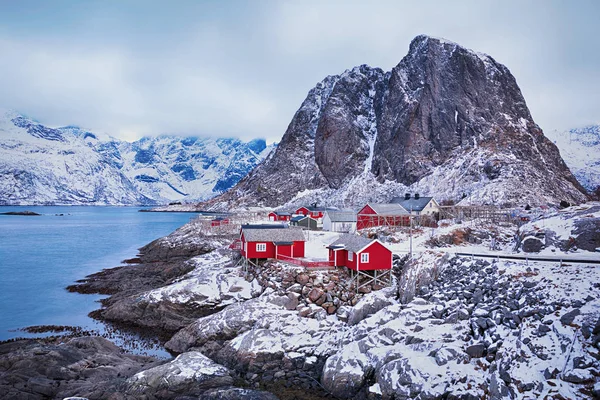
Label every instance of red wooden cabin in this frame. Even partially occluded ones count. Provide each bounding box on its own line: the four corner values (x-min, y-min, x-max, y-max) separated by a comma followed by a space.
268, 211, 292, 222
211, 217, 230, 227
327, 234, 392, 271
240, 226, 305, 260
295, 206, 337, 221
356, 203, 410, 230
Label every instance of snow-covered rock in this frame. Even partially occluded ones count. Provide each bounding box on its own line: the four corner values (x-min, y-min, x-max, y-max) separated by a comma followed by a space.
142, 249, 263, 308
517, 202, 600, 254
126, 351, 233, 396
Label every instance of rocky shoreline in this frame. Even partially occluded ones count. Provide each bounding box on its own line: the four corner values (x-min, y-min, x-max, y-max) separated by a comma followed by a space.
2, 209, 599, 399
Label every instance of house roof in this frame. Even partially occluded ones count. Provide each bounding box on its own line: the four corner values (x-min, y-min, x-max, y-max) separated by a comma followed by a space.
242, 227, 305, 242
291, 215, 317, 223
212, 217, 228, 221
241, 223, 287, 230
298, 206, 338, 212
392, 197, 434, 212
364, 203, 409, 216
327, 234, 374, 253
270, 211, 291, 216
325, 211, 357, 223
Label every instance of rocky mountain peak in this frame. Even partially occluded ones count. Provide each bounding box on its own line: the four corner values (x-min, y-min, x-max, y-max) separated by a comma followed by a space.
206, 35, 587, 210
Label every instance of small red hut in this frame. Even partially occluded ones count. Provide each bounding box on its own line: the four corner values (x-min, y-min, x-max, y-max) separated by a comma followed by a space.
211, 217, 230, 227
268, 211, 292, 222
295, 206, 337, 221
356, 203, 410, 230
327, 234, 392, 271
240, 226, 305, 260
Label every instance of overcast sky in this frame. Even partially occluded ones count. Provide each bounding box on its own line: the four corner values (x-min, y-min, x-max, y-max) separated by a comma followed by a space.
0, 0, 598, 143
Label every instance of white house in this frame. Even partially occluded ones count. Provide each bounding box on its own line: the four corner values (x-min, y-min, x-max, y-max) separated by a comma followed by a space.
392, 193, 440, 216
323, 211, 357, 233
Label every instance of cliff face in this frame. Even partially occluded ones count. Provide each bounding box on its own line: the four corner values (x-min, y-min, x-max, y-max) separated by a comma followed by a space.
205, 35, 588, 210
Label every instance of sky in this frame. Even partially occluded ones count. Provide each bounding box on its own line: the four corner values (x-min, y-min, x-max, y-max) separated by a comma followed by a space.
0, 0, 598, 143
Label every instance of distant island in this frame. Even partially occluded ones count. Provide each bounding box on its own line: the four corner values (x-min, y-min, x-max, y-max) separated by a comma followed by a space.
0, 211, 41, 216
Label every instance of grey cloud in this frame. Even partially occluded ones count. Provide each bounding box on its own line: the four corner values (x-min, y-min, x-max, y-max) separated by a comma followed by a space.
0, 0, 598, 142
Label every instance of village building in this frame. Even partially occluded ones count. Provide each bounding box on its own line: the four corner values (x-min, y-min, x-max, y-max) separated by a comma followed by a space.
290, 215, 318, 230
268, 211, 292, 222
294, 206, 337, 221
327, 234, 393, 291
210, 217, 230, 227
327, 235, 393, 270
322, 211, 357, 233
240, 225, 305, 260
356, 203, 410, 230
391, 193, 440, 217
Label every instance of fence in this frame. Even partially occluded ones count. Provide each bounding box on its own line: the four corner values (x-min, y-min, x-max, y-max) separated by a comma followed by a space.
276, 254, 334, 269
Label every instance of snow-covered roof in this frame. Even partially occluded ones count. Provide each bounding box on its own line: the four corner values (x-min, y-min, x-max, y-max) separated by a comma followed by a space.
299, 206, 338, 212
327, 234, 374, 253
325, 211, 357, 222
365, 203, 409, 216
241, 223, 287, 230
242, 228, 305, 242
270, 211, 291, 216
392, 196, 435, 212
291, 215, 316, 223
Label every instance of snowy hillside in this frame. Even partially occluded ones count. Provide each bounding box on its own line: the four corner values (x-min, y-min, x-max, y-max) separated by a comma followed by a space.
547, 125, 600, 193
0, 110, 274, 205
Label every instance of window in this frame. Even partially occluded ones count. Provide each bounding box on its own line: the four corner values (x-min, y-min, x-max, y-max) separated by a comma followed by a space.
348, 252, 353, 261
361, 253, 369, 263
256, 243, 267, 252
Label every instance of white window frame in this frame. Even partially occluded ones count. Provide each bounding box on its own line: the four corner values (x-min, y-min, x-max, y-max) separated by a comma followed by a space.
256, 243, 267, 252
361, 253, 369, 263
348, 252, 353, 261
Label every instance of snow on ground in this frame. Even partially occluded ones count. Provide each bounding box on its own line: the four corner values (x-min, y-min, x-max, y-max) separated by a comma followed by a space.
145, 207, 599, 398
321, 255, 600, 399
143, 249, 262, 307
302, 230, 343, 260
126, 351, 232, 393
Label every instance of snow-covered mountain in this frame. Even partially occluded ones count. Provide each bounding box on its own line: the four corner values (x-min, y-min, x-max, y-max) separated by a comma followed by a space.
204, 35, 588, 210
0, 110, 274, 205
546, 125, 600, 193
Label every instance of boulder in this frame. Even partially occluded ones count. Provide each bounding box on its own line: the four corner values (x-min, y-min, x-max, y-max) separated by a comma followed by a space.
308, 288, 325, 303
322, 351, 368, 399
561, 369, 595, 384
296, 273, 310, 285
201, 387, 279, 399
377, 358, 429, 398
522, 237, 544, 253
434, 347, 460, 366
465, 343, 486, 358
560, 309, 580, 326
125, 351, 233, 396
347, 288, 396, 325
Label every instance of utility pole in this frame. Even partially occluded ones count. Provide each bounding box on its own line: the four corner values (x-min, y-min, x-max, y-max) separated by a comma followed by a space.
409, 202, 413, 260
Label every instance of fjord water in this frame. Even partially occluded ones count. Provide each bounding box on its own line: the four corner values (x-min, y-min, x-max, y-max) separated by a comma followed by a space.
0, 206, 193, 343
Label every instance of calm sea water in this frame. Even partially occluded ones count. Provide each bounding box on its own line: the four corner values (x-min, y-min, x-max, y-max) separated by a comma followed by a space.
0, 206, 195, 353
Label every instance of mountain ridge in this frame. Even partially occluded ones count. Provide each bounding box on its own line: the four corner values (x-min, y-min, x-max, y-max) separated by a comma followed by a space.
202, 35, 588, 210
0, 110, 274, 205
546, 124, 600, 194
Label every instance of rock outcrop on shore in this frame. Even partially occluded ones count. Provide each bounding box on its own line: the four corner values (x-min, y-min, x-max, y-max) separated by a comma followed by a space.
0, 336, 160, 399
67, 222, 230, 334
